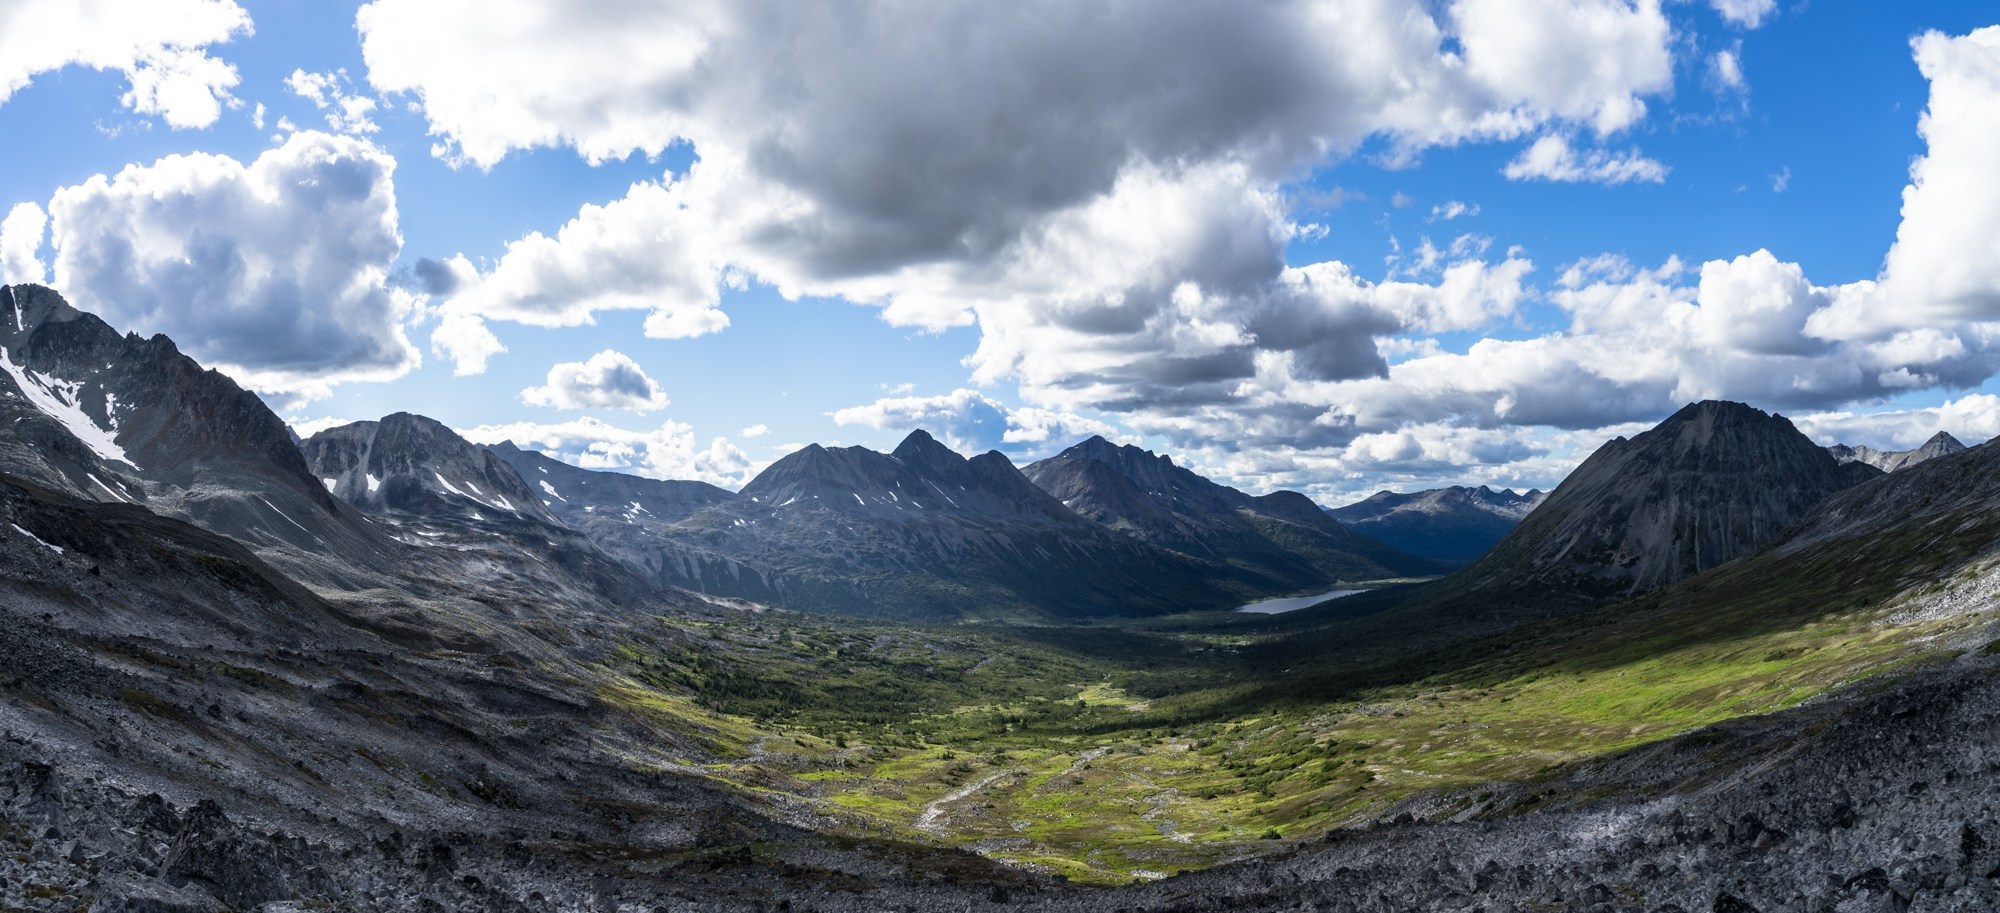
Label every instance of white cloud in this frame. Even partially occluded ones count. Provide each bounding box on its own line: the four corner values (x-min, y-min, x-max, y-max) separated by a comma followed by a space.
1709, 0, 1776, 29
739, 424, 769, 438
1428, 200, 1480, 221
1, 203, 49, 285
520, 349, 669, 412
433, 173, 734, 359
1794, 394, 2000, 451
832, 388, 1114, 458
354, 8, 2000, 503
456, 417, 758, 488
47, 131, 420, 400
1448, 0, 1673, 137
1502, 134, 1670, 184
286, 68, 379, 135
0, 0, 251, 129
1770, 166, 1791, 193
1810, 27, 2000, 339
359, 0, 1680, 365
1710, 45, 1746, 93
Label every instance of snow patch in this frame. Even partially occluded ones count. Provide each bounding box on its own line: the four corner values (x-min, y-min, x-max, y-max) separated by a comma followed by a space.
539, 480, 565, 501
365, 474, 382, 493
257, 496, 317, 538
88, 473, 132, 503
853, 493, 865, 506
322, 478, 338, 491
9, 523, 62, 555
0, 346, 136, 467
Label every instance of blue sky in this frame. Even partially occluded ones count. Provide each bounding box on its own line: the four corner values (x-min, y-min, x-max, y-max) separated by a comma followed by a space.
3, 1, 1999, 505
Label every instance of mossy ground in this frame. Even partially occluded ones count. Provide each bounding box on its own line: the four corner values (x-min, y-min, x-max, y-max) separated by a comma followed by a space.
596, 561, 2000, 884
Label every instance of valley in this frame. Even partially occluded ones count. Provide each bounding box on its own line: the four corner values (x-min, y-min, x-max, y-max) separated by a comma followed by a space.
3, 284, 1998, 909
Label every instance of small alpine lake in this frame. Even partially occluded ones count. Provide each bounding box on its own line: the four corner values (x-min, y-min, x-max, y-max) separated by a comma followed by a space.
1233, 587, 1370, 614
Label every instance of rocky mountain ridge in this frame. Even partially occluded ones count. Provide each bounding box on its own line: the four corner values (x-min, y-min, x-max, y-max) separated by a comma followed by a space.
485, 429, 1266, 620
1827, 429, 1968, 473
0, 284, 396, 588
1022, 435, 1443, 589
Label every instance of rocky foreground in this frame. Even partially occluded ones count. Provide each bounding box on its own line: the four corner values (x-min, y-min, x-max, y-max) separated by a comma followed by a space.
6, 646, 1996, 912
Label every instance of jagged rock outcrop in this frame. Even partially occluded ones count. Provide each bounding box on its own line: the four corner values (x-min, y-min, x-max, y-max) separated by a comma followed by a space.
1023, 436, 1444, 589
0, 284, 395, 587
303, 414, 558, 526
1443, 401, 1881, 604
1325, 485, 1546, 565
1828, 430, 1968, 473
301, 414, 691, 614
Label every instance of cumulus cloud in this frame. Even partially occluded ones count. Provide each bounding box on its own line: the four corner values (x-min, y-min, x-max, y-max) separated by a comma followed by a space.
1, 203, 49, 285
832, 388, 1115, 458
740, 424, 768, 438
433, 173, 734, 354
456, 417, 757, 488
359, 0, 1678, 370
1809, 27, 2000, 339
520, 349, 669, 412
0, 0, 250, 129
47, 130, 420, 400
1502, 134, 1670, 184
1709, 0, 1776, 29
286, 68, 379, 135
1794, 395, 2000, 451
355, 7, 2000, 503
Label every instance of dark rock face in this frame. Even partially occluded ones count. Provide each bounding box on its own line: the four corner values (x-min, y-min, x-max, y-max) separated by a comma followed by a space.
1325, 485, 1547, 565
1023, 435, 1443, 589
0, 284, 394, 587
1448, 401, 1879, 602
1828, 430, 1969, 474
495, 430, 1250, 620
303, 414, 558, 526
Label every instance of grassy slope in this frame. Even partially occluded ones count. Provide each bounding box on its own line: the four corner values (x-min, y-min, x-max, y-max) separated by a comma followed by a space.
589, 459, 2000, 883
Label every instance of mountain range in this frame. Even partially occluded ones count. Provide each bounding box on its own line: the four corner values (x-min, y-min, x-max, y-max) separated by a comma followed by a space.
4, 283, 1998, 911
484, 427, 1438, 621
1323, 484, 1545, 565
1826, 429, 1968, 473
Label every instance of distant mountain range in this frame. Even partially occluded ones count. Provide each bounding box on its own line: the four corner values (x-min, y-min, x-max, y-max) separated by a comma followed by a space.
1826, 430, 1967, 473
1022, 435, 1444, 586
492, 427, 1435, 621
1324, 485, 1545, 565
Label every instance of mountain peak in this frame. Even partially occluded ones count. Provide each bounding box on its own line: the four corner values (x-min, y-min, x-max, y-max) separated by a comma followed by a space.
890, 428, 962, 467
1921, 430, 1965, 450
1451, 400, 1869, 602
1827, 429, 1968, 473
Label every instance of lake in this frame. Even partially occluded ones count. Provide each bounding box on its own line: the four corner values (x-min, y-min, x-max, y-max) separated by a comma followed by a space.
1233, 588, 1369, 614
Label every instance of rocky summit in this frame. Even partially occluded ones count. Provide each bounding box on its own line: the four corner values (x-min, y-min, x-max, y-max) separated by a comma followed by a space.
1440, 400, 1880, 605
1828, 429, 1969, 473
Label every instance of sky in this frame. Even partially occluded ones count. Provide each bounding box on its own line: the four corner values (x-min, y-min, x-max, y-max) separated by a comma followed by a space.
3, 1, 2000, 507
